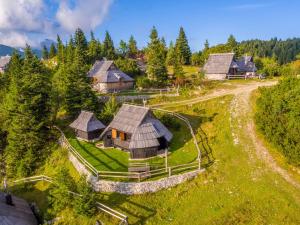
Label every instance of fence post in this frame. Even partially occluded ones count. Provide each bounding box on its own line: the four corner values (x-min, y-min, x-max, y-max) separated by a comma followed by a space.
138, 173, 141, 182
198, 158, 201, 171
168, 167, 171, 177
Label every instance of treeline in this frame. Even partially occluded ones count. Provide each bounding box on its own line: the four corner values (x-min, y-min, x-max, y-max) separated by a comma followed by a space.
239, 38, 300, 65
255, 78, 300, 166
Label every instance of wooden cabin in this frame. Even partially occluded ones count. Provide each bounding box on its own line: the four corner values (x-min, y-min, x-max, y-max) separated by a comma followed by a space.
87, 60, 134, 93
101, 104, 173, 159
203, 53, 257, 80
70, 111, 106, 141
0, 192, 37, 225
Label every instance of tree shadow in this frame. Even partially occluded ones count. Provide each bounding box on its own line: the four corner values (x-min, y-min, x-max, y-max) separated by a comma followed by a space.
100, 192, 156, 225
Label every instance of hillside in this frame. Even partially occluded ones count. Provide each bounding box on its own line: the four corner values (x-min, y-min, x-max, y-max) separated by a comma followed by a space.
0, 44, 42, 58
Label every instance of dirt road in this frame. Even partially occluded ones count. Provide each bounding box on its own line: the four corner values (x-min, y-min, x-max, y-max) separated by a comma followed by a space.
155, 80, 300, 189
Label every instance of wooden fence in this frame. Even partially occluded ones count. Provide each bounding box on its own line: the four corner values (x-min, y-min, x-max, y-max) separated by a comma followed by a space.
54, 106, 202, 182
11, 175, 128, 225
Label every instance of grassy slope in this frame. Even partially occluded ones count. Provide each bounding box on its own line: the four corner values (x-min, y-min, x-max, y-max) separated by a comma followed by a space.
11, 93, 300, 225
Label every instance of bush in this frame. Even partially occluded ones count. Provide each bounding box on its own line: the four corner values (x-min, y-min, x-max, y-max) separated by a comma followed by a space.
114, 58, 141, 77
136, 76, 153, 89
255, 78, 300, 166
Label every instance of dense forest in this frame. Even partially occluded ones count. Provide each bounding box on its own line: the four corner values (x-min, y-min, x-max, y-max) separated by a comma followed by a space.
256, 78, 300, 166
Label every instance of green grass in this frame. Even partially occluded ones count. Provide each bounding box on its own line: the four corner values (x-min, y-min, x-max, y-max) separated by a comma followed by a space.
10, 93, 300, 225
69, 139, 129, 171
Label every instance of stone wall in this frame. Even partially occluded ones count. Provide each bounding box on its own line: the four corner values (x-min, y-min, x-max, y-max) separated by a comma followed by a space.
93, 170, 203, 195
67, 145, 203, 195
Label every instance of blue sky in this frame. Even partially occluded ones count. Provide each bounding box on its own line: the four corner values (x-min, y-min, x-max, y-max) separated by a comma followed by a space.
0, 0, 299, 51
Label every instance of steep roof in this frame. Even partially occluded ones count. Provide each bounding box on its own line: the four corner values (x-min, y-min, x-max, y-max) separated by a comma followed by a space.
87, 60, 134, 83
203, 53, 235, 74
236, 56, 257, 72
106, 104, 173, 149
70, 111, 105, 132
0, 192, 37, 225
0, 56, 11, 68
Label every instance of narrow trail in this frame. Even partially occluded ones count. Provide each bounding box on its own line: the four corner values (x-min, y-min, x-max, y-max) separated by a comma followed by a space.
230, 81, 300, 190
151, 81, 277, 108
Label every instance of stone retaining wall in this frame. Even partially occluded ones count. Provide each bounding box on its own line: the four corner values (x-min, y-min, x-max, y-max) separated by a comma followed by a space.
68, 151, 203, 195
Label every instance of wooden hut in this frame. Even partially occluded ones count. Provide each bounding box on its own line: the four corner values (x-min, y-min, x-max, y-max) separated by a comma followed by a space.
70, 111, 105, 141
101, 104, 173, 159
87, 60, 134, 93
203, 53, 257, 80
0, 192, 37, 225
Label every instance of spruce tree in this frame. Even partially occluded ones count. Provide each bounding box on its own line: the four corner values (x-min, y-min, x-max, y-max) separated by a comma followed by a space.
65, 47, 98, 118
42, 45, 49, 60
118, 40, 128, 57
74, 28, 88, 51
175, 27, 191, 65
49, 43, 57, 58
173, 53, 185, 86
103, 31, 116, 60
57, 35, 65, 65
128, 35, 138, 58
88, 31, 101, 63
166, 41, 176, 66
146, 27, 168, 85
204, 40, 209, 51
4, 46, 50, 177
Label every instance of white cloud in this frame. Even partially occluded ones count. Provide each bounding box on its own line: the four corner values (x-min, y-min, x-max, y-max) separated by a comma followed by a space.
56, 0, 113, 33
0, 31, 34, 47
0, 0, 45, 32
0, 0, 113, 48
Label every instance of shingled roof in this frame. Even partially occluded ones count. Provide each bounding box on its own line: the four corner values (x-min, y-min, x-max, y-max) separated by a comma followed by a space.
203, 53, 235, 74
105, 104, 173, 149
70, 111, 105, 132
0, 192, 37, 225
87, 60, 134, 83
236, 56, 257, 72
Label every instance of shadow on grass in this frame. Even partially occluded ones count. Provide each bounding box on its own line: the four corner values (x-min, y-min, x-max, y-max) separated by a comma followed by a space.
101, 192, 156, 225
97, 148, 127, 170
77, 141, 114, 171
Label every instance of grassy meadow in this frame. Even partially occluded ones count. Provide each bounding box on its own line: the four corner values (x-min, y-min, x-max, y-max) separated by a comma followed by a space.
10, 94, 300, 224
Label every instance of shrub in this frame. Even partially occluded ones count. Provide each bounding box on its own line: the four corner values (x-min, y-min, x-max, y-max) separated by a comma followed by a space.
255, 77, 300, 166
156, 113, 181, 131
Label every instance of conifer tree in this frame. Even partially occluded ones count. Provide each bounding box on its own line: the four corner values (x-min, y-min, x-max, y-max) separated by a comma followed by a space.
74, 28, 88, 51
103, 31, 116, 60
173, 53, 185, 86
65, 47, 98, 118
57, 35, 65, 64
42, 45, 49, 60
49, 43, 57, 58
88, 31, 101, 63
175, 27, 191, 65
166, 41, 176, 66
227, 34, 237, 50
128, 35, 138, 58
204, 40, 209, 51
4, 46, 50, 176
146, 27, 168, 85
118, 40, 128, 57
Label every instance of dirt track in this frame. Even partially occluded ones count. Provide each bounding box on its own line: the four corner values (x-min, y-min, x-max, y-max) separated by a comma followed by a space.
155, 80, 300, 189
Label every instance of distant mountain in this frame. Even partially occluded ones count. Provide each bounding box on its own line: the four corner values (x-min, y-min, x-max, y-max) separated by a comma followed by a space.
0, 44, 42, 58
40, 39, 57, 50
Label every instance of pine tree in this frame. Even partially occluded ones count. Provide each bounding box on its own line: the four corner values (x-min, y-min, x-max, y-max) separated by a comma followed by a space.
49, 43, 57, 58
88, 31, 101, 63
118, 40, 128, 57
166, 41, 176, 66
73, 176, 97, 216
128, 35, 138, 58
65, 47, 98, 118
74, 28, 88, 51
57, 35, 65, 64
204, 40, 209, 51
175, 27, 191, 65
66, 36, 75, 64
3, 46, 50, 176
227, 34, 237, 50
42, 45, 49, 60
146, 27, 168, 85
103, 31, 116, 60
173, 53, 185, 86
